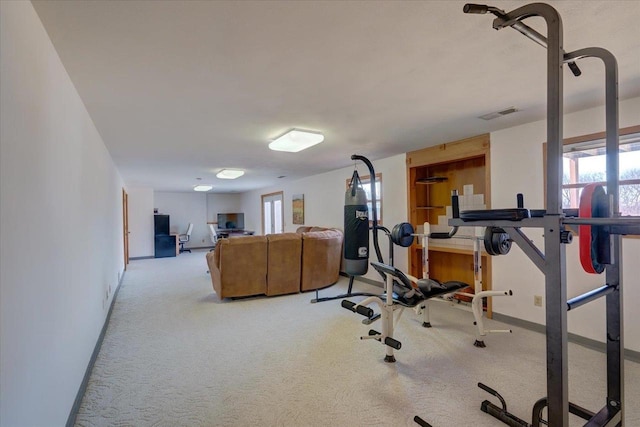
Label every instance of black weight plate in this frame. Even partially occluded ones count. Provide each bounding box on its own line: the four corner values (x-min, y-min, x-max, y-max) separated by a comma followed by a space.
494, 230, 511, 255
484, 227, 511, 256
484, 227, 496, 255
391, 222, 415, 247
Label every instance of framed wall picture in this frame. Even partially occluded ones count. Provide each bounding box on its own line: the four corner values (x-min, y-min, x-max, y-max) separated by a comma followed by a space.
292, 194, 304, 225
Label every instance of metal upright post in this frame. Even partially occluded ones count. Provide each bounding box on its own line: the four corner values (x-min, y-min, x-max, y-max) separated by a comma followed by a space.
604, 51, 624, 425
491, 4, 568, 424
542, 13, 569, 424
564, 46, 623, 425
460, 4, 630, 425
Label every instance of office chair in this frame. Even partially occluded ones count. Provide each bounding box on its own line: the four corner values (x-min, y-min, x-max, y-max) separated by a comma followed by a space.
179, 223, 193, 253
208, 224, 218, 252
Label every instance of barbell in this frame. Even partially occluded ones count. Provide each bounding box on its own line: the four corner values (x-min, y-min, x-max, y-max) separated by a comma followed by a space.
390, 222, 416, 248
390, 222, 512, 255
401, 183, 619, 273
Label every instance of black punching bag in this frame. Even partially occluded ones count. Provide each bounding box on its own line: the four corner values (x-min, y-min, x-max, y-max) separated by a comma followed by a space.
344, 170, 369, 276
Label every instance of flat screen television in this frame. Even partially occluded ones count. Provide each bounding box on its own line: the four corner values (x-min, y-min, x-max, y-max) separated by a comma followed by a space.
217, 213, 244, 230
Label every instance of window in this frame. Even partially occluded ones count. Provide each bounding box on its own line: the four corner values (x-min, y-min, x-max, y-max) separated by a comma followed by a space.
346, 173, 382, 225
561, 128, 640, 215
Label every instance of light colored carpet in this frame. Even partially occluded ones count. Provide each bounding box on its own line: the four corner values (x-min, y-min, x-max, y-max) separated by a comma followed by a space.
75, 250, 639, 426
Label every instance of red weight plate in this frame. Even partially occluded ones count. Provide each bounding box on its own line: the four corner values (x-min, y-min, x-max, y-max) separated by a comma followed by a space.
578, 184, 600, 274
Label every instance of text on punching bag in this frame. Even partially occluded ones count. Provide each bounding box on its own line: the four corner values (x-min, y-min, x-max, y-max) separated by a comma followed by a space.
356, 209, 368, 257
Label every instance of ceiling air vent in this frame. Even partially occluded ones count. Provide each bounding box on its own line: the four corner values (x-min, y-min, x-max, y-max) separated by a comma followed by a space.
479, 107, 519, 120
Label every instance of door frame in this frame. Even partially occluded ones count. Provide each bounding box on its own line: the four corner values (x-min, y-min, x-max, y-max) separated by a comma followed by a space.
122, 188, 129, 269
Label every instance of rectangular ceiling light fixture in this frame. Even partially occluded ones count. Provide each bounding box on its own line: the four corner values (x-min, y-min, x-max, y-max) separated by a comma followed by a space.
269, 129, 324, 152
194, 185, 213, 192
216, 169, 245, 179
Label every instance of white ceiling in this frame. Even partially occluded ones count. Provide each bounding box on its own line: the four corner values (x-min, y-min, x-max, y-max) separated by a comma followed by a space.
32, 0, 640, 193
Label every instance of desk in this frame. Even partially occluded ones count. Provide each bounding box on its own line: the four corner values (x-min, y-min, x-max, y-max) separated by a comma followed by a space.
170, 233, 180, 255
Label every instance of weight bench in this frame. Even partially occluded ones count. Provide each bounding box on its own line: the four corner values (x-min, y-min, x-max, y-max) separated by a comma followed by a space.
343, 260, 512, 362
369, 261, 468, 307
343, 260, 465, 362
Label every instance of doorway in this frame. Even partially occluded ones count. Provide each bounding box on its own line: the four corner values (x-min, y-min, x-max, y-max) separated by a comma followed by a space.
261, 191, 284, 235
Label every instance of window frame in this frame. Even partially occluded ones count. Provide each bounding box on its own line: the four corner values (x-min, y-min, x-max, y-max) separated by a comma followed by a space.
543, 124, 640, 237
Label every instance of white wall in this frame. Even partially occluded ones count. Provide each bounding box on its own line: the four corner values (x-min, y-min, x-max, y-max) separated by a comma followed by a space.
490, 96, 640, 352
127, 187, 154, 258
206, 193, 242, 223
154, 191, 209, 248
240, 154, 408, 282
0, 2, 125, 425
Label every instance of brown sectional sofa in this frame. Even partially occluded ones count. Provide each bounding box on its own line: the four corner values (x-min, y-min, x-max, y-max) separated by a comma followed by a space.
206, 227, 343, 299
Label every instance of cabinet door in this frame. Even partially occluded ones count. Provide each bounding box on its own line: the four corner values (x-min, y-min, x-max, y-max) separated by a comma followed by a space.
155, 235, 176, 258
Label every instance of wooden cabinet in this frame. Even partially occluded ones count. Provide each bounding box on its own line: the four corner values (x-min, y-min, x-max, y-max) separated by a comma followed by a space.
406, 134, 493, 315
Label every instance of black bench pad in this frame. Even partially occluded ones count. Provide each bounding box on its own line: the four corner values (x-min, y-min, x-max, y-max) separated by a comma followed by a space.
370, 261, 469, 307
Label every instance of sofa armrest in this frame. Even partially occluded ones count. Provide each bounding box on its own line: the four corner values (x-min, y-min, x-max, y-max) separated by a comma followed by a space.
206, 251, 222, 296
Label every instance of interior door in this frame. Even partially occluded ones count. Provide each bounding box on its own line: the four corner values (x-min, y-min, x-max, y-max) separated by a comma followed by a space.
261, 191, 284, 235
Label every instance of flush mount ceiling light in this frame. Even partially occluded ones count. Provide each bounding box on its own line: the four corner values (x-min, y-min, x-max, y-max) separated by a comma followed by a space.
216, 169, 245, 179
193, 185, 213, 192
269, 129, 324, 152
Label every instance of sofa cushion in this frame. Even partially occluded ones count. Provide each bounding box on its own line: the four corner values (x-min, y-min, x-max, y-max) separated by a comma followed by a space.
266, 233, 302, 296
210, 235, 268, 298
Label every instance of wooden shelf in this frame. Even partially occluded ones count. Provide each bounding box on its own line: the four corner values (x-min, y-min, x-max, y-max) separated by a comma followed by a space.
407, 133, 492, 316
416, 244, 488, 256
416, 176, 448, 184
